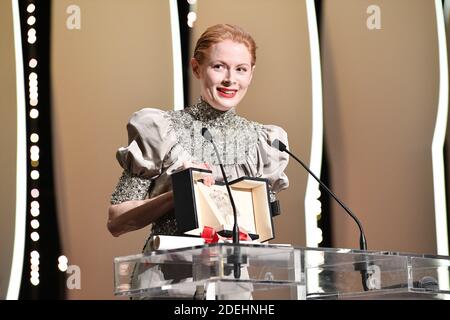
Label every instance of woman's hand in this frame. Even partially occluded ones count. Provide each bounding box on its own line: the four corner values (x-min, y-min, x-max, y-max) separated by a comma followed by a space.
182, 161, 215, 187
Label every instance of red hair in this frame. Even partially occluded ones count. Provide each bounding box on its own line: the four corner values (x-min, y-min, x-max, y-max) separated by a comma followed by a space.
193, 24, 257, 66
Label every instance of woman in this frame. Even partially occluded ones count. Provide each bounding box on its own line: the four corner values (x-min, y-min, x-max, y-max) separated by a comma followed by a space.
108, 24, 289, 297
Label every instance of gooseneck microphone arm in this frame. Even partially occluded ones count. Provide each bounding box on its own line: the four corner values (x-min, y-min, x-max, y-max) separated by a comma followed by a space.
201, 128, 240, 245
272, 139, 367, 251
201, 128, 245, 280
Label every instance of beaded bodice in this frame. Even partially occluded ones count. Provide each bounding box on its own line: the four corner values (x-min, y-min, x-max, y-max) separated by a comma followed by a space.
168, 99, 261, 166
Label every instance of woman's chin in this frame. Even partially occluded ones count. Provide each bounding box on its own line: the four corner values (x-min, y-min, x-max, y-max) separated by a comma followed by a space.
212, 98, 241, 111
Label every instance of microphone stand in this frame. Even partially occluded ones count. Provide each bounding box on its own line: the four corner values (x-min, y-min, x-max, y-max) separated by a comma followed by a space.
272, 139, 372, 291
202, 128, 246, 279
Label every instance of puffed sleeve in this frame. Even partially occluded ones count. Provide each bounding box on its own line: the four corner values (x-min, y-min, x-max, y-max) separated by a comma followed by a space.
257, 125, 290, 201
116, 108, 177, 178
110, 108, 178, 205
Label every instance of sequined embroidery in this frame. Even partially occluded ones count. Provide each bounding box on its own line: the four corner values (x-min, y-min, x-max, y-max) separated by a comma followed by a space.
110, 170, 152, 205
167, 99, 262, 166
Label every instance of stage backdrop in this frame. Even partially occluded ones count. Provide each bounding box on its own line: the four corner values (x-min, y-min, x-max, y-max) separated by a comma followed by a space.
44, 0, 447, 300
0, 0, 18, 300
321, 0, 441, 254
50, 0, 312, 299
51, 0, 174, 299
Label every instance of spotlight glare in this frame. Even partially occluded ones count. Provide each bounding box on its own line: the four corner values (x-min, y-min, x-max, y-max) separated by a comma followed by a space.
30, 207, 40, 217
27, 4, 35, 13
31, 219, 40, 229
30, 232, 40, 241
29, 59, 38, 68
58, 255, 69, 264
30, 133, 39, 142
30, 250, 40, 259
31, 188, 39, 198
27, 36, 37, 44
30, 145, 39, 154
27, 16, 36, 26
58, 263, 68, 272
30, 257, 39, 265
31, 200, 40, 209
187, 12, 197, 21
30, 170, 39, 180
30, 109, 39, 119
30, 278, 39, 286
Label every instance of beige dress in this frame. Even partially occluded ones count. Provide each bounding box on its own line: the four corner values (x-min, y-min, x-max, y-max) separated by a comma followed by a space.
110, 99, 289, 298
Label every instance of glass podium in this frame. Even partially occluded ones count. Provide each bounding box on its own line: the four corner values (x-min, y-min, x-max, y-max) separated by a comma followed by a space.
114, 242, 450, 300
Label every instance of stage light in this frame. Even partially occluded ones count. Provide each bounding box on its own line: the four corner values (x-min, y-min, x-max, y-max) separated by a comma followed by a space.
30, 207, 39, 217
187, 12, 197, 21
27, 28, 36, 44
30, 99, 38, 106
31, 189, 39, 198
31, 200, 39, 208
30, 170, 39, 180
31, 265, 39, 271
31, 219, 39, 229
187, 11, 197, 28
30, 278, 39, 286
30, 251, 39, 259
29, 58, 37, 68
58, 264, 68, 272
31, 160, 39, 167
26, 4, 35, 13
30, 109, 39, 119
30, 232, 39, 241
30, 257, 39, 266
58, 256, 68, 264
30, 145, 39, 154
30, 133, 39, 142
187, 0, 197, 4
27, 16, 35, 26
58, 255, 69, 272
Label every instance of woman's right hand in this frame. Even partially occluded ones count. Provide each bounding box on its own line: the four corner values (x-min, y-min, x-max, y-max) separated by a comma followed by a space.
182, 161, 215, 187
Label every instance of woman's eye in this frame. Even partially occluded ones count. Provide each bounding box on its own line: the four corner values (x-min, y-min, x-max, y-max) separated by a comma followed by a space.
237, 67, 247, 73
213, 64, 224, 70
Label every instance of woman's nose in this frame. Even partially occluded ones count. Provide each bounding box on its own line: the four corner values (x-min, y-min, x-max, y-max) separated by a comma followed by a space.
222, 71, 236, 86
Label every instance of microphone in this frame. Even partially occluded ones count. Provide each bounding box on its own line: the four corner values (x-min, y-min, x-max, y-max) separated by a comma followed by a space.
271, 139, 372, 291
271, 139, 367, 251
201, 127, 245, 279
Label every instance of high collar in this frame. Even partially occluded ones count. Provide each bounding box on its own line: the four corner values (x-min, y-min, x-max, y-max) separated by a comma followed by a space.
186, 98, 237, 123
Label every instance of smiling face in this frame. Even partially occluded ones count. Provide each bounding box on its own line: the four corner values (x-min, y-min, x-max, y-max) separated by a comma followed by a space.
191, 39, 255, 111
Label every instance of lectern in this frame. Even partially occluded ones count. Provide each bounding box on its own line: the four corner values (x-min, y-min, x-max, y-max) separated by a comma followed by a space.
114, 243, 450, 299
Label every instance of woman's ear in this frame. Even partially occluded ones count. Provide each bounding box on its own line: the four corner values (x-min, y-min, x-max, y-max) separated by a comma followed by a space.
249, 64, 256, 82
190, 58, 201, 79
